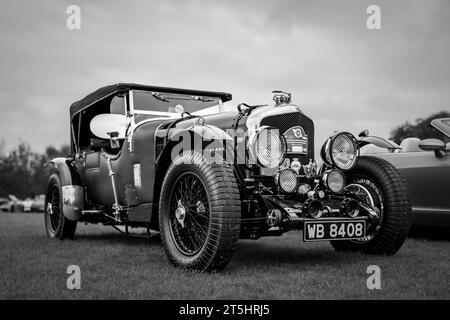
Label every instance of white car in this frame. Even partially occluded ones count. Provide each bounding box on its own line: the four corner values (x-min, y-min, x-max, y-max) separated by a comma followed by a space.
23, 199, 33, 212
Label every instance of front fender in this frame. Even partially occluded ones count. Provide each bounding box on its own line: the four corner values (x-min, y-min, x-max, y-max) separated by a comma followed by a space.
358, 136, 400, 151
152, 124, 235, 228
165, 124, 234, 160
46, 158, 84, 221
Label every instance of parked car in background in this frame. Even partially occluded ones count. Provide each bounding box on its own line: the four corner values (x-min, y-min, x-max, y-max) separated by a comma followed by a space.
0, 197, 10, 212
23, 199, 33, 212
366, 118, 450, 227
31, 195, 45, 212
23, 195, 45, 212
0, 195, 24, 213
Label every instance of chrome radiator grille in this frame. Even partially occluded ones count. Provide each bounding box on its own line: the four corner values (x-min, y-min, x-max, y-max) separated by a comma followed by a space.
260, 112, 314, 164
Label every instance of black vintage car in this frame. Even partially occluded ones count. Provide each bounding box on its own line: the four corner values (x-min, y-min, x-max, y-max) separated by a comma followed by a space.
45, 83, 411, 271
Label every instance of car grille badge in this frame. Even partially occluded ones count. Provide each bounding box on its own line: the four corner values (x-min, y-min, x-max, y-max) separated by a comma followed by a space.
302, 159, 317, 178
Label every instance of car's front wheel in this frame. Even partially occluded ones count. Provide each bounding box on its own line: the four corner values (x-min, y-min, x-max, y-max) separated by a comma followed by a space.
330, 156, 411, 254
159, 151, 241, 272
44, 174, 77, 239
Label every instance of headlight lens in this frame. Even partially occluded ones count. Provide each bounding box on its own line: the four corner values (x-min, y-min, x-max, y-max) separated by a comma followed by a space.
253, 127, 286, 167
321, 132, 358, 170
322, 169, 346, 193
277, 168, 298, 193
332, 133, 357, 170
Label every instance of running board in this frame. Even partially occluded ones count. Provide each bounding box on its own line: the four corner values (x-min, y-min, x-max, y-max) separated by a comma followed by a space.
80, 209, 106, 223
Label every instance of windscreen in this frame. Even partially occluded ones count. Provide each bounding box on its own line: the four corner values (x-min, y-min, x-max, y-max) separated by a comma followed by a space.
133, 90, 221, 116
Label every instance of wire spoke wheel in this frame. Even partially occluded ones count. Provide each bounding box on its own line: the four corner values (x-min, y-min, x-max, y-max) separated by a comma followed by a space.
48, 186, 62, 233
169, 172, 210, 256
44, 174, 77, 239
159, 151, 241, 272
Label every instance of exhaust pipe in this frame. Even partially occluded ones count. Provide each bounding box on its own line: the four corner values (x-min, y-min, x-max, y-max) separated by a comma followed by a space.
340, 198, 360, 218
303, 199, 324, 219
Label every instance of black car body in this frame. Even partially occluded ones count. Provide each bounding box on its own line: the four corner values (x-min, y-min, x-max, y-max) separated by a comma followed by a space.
45, 83, 412, 271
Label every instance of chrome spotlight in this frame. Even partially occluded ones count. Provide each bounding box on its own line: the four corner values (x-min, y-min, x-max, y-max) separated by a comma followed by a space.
276, 168, 299, 193
322, 169, 346, 193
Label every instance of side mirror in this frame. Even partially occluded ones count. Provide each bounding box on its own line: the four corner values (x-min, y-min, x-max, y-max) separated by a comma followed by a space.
419, 138, 446, 157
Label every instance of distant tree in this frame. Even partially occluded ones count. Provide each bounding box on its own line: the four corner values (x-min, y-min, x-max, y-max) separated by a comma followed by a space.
0, 138, 5, 157
44, 145, 70, 160
0, 183, 8, 198
0, 143, 70, 199
389, 111, 450, 144
0, 143, 35, 198
30, 144, 71, 196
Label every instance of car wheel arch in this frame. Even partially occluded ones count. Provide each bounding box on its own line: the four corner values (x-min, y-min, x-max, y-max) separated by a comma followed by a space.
45, 157, 84, 221
151, 130, 234, 229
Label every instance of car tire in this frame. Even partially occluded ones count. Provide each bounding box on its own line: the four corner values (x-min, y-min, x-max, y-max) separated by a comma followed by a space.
159, 151, 241, 272
44, 174, 77, 240
330, 156, 411, 255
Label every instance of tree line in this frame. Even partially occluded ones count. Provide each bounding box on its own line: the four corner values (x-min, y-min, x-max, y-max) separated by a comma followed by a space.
389, 111, 450, 144
0, 143, 70, 199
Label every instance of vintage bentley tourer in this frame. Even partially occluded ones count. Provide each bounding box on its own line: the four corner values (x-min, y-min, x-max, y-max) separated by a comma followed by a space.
45, 83, 411, 271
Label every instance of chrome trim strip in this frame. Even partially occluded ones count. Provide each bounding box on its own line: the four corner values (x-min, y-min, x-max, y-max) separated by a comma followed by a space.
128, 90, 135, 152
413, 207, 450, 214
153, 121, 169, 163
133, 109, 183, 117
245, 104, 303, 138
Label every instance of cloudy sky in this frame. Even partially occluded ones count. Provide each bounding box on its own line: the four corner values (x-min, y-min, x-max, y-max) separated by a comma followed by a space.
0, 0, 449, 153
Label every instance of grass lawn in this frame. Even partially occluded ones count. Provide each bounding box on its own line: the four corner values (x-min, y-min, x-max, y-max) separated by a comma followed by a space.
0, 213, 449, 299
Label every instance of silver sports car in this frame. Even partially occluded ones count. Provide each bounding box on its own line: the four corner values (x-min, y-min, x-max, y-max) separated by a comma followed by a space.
367, 118, 450, 227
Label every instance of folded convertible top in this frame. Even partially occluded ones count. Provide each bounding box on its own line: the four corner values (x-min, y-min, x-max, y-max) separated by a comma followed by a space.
69, 83, 232, 118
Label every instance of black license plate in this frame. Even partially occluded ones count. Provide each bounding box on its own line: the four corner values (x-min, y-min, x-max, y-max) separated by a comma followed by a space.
303, 220, 366, 241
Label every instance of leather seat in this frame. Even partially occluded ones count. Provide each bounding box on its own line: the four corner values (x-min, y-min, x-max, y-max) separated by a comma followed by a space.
399, 137, 422, 152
